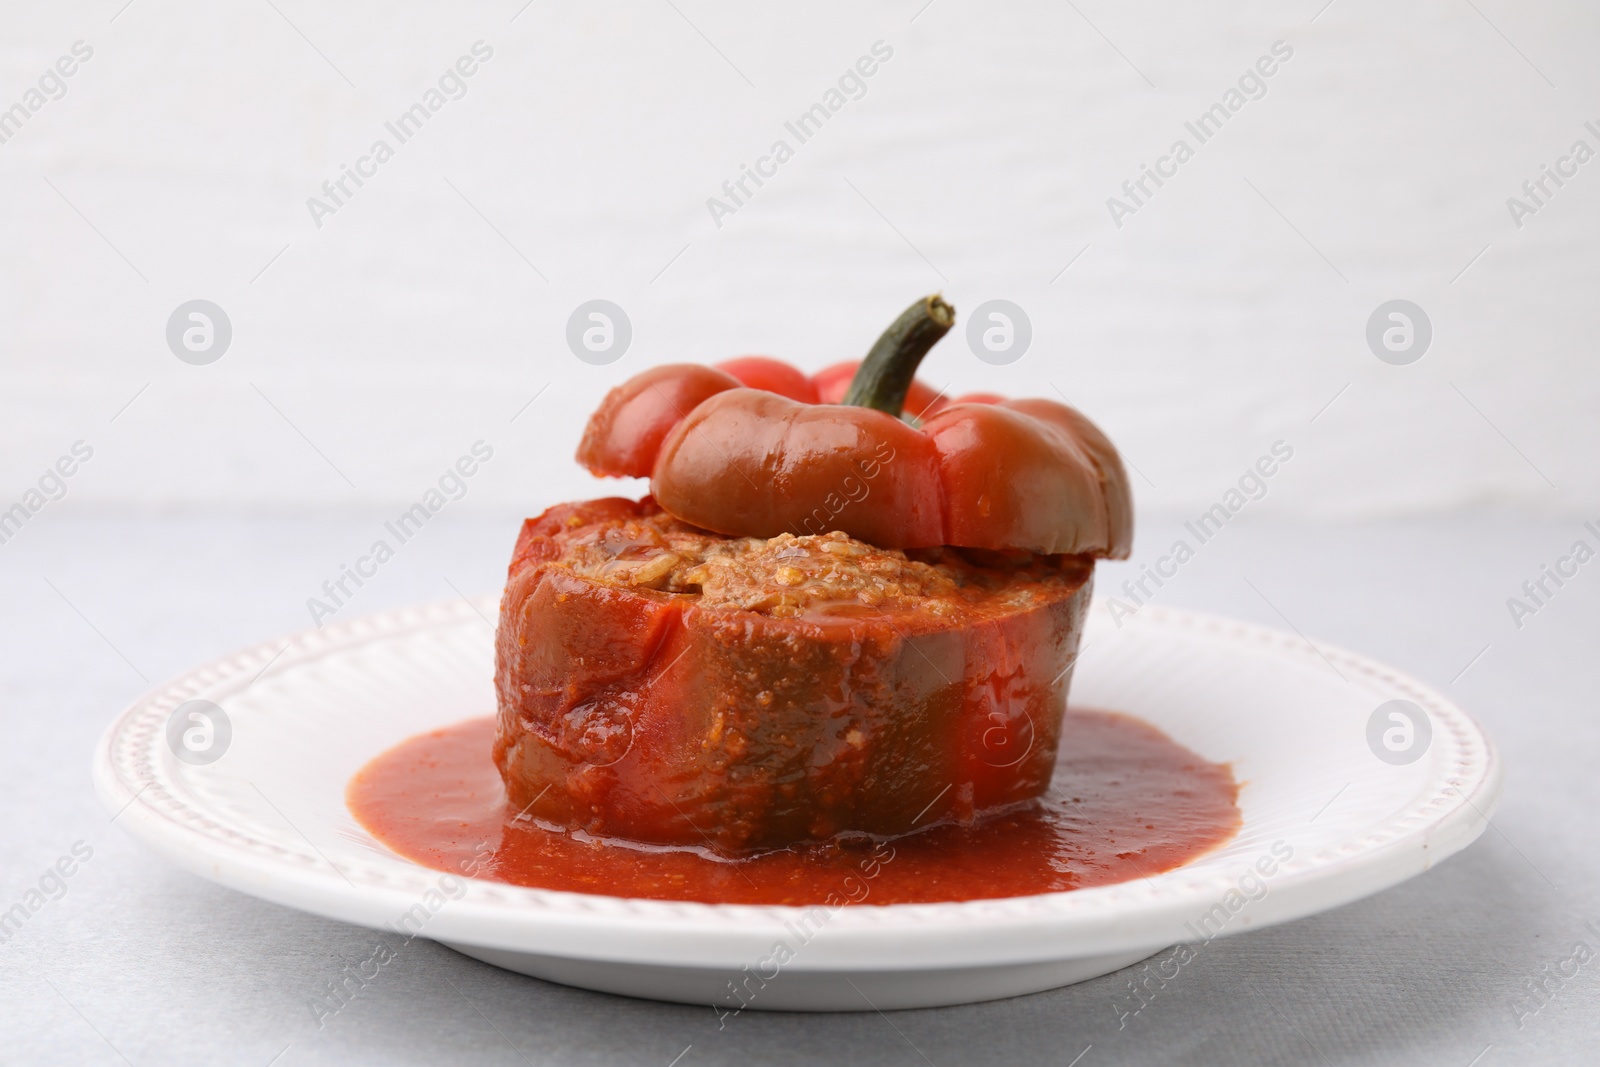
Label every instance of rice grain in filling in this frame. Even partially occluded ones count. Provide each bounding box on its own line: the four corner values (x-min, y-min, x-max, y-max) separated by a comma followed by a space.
555, 509, 1085, 618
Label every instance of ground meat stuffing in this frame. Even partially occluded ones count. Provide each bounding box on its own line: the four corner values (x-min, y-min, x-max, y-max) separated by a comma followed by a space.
554, 509, 1086, 618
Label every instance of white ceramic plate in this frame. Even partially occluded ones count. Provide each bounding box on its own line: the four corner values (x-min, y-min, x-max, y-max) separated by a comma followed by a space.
94, 597, 1500, 1012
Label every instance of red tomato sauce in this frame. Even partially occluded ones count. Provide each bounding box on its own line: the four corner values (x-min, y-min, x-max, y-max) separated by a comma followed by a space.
347, 710, 1240, 906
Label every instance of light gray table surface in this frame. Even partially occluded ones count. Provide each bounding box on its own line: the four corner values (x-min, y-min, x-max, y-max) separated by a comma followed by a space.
2, 511, 1596, 1066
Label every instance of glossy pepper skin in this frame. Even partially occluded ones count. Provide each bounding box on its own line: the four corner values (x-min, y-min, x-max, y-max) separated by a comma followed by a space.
493, 497, 1094, 854
575, 297, 1132, 558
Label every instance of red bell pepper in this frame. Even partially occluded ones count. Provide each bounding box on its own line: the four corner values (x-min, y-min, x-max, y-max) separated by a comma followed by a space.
494, 497, 1093, 853
576, 295, 1132, 557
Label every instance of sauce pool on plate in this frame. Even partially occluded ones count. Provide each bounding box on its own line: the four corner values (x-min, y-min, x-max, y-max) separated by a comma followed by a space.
347, 710, 1240, 907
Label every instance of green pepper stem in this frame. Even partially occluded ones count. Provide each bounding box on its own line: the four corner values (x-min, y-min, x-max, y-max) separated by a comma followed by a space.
840, 295, 955, 417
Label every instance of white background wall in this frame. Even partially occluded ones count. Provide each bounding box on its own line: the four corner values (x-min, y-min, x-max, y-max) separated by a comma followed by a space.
2, 0, 1597, 521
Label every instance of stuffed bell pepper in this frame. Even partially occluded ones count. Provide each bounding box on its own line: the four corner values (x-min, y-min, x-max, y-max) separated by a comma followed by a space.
494, 296, 1132, 853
